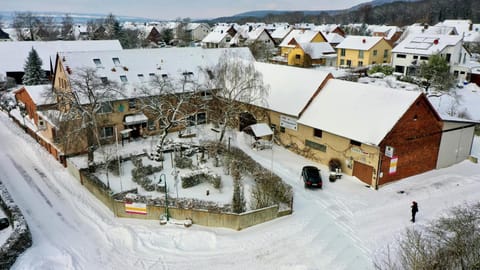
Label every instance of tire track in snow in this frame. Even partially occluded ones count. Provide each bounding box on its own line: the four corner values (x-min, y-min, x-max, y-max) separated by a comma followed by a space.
7, 154, 77, 230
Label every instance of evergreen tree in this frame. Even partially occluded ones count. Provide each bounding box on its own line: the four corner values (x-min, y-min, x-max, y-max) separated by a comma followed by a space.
22, 47, 46, 85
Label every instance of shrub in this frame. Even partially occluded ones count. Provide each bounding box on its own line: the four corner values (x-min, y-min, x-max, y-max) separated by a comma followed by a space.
368, 64, 394, 76
174, 156, 193, 169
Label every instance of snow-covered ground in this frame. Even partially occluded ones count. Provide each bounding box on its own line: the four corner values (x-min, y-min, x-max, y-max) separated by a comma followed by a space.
1, 104, 480, 269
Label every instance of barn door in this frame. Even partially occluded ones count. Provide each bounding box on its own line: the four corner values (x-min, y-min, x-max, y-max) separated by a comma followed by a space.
352, 161, 374, 185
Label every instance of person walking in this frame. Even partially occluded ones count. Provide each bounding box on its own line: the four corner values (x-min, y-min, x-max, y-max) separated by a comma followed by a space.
411, 201, 419, 223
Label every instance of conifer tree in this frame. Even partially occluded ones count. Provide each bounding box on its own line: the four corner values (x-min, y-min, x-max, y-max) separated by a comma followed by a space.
22, 47, 46, 85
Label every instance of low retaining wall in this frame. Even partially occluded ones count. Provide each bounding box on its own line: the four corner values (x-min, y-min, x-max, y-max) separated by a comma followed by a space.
67, 159, 292, 230
0, 181, 32, 269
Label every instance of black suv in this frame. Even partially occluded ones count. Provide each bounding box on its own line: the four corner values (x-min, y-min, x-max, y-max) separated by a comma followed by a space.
302, 166, 322, 188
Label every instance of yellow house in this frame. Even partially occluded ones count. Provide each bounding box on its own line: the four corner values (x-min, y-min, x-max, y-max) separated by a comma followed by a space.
336, 36, 392, 68
287, 42, 336, 67
278, 30, 327, 59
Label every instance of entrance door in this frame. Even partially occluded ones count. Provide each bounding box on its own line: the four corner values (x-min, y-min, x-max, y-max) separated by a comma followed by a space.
352, 161, 374, 185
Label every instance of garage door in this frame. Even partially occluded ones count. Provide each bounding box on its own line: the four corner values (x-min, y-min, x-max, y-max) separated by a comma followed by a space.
352, 161, 374, 185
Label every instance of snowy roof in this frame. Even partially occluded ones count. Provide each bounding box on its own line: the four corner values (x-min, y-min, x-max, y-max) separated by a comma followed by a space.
59, 47, 254, 100
279, 30, 322, 47
270, 26, 293, 40
253, 62, 331, 116
202, 25, 233, 43
0, 40, 123, 75
298, 42, 336, 58
298, 79, 422, 145
435, 20, 472, 35
312, 24, 340, 33
336, 36, 384, 50
392, 34, 462, 55
324, 32, 345, 44
14, 84, 55, 106
369, 25, 401, 40
248, 123, 273, 137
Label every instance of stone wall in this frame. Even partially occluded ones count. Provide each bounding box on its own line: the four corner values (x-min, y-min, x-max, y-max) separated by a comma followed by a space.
0, 181, 32, 269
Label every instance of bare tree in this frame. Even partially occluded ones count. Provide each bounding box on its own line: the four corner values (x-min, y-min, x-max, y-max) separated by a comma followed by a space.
54, 67, 119, 168
202, 51, 268, 142
13, 12, 38, 40
375, 202, 480, 270
134, 72, 202, 151
61, 14, 75, 40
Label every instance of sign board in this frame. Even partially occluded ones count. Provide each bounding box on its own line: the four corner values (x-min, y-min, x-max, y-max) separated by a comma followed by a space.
125, 202, 147, 215
280, 115, 297, 131
385, 146, 395, 158
389, 156, 398, 175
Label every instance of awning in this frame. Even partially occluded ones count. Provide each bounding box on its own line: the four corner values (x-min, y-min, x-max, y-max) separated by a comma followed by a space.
247, 123, 273, 137
124, 113, 148, 125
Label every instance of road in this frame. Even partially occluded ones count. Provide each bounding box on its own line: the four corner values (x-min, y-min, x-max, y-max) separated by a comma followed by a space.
0, 112, 372, 270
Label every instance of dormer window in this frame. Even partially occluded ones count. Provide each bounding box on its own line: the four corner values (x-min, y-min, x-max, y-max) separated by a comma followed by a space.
149, 73, 156, 80
112, 57, 121, 66
120, 75, 128, 83
162, 74, 168, 79
138, 74, 145, 82
101, 77, 109, 84
93, 58, 102, 68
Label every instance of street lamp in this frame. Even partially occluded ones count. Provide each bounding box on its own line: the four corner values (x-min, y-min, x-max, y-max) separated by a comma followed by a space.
159, 173, 169, 221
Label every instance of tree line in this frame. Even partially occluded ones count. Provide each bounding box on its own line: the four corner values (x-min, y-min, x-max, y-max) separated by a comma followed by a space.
221, 0, 480, 27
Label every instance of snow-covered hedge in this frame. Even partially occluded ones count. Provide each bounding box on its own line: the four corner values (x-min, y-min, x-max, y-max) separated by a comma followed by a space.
180, 168, 221, 189
0, 181, 32, 269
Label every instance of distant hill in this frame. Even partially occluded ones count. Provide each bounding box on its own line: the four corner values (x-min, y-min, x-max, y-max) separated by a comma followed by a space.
232, 0, 420, 18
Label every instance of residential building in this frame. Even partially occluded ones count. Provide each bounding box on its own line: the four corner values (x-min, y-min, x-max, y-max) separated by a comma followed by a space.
335, 36, 392, 68
391, 34, 470, 81
201, 25, 237, 48
186, 23, 211, 42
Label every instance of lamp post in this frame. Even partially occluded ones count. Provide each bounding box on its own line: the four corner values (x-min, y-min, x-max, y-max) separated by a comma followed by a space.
159, 173, 169, 221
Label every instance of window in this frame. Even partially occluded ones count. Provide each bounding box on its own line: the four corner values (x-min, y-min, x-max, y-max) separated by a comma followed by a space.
128, 99, 136, 109
346, 60, 352, 67
358, 50, 364, 59
137, 74, 145, 82
295, 54, 301, 59
350, 140, 361, 146
93, 58, 102, 67
340, 59, 345, 66
112, 57, 121, 66
445, 53, 451, 62
305, 140, 327, 152
100, 126, 114, 139
120, 75, 128, 83
383, 49, 388, 58
201, 90, 212, 100
358, 61, 363, 67
373, 50, 377, 56
197, 112, 207, 124
280, 126, 285, 133
395, 65, 405, 73
148, 120, 156, 131
396, 54, 406, 58
340, 49, 346, 56
162, 74, 168, 79
101, 77, 109, 85
99, 102, 113, 114
413, 55, 418, 59
420, 56, 429, 60
313, 128, 322, 138
38, 119, 46, 130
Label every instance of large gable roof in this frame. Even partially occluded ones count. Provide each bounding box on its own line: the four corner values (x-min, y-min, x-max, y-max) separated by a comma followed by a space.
59, 47, 254, 99
279, 30, 322, 47
253, 62, 331, 117
298, 79, 422, 145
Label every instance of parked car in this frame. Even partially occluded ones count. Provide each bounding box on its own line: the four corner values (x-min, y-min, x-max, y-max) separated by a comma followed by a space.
301, 166, 322, 188
0, 217, 9, 230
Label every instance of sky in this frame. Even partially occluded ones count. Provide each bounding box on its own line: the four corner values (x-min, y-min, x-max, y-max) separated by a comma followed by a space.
2, 74, 480, 269
3, 0, 369, 20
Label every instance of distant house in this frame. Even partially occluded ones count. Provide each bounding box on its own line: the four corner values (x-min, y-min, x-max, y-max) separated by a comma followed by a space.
145, 26, 163, 45
283, 42, 336, 67
269, 25, 293, 45
368, 25, 403, 46
313, 24, 346, 38
391, 34, 471, 81
244, 27, 276, 49
201, 25, 237, 48
324, 32, 345, 48
186, 23, 211, 42
278, 30, 327, 58
0, 40, 123, 84
335, 36, 392, 68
